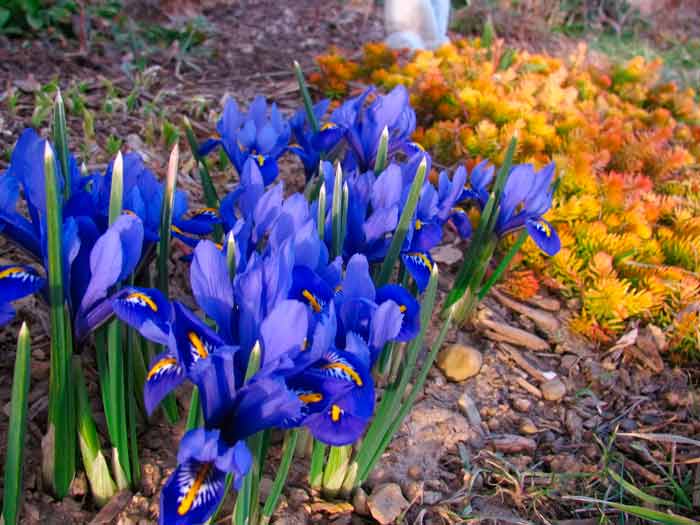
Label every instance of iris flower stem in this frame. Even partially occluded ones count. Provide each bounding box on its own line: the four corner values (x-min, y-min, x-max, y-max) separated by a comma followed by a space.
108, 322, 131, 488
331, 163, 344, 259
126, 327, 140, 487
260, 430, 299, 525
376, 157, 427, 286
309, 440, 327, 491
354, 265, 439, 485
43, 143, 76, 498
478, 229, 528, 300
2, 323, 31, 525
294, 61, 320, 134
185, 387, 203, 431
361, 312, 453, 481
154, 146, 182, 424
52, 91, 71, 200
74, 355, 117, 508
322, 445, 351, 499
443, 137, 517, 314
183, 117, 222, 242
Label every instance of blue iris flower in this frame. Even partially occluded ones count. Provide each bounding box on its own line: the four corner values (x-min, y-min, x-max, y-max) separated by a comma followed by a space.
199, 96, 291, 185
288, 99, 346, 181
329, 85, 416, 172
0, 130, 143, 335
462, 161, 561, 256
318, 150, 465, 293
0, 129, 215, 337
112, 178, 421, 522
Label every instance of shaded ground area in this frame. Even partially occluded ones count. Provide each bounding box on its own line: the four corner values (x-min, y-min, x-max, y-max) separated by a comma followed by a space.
0, 1, 698, 524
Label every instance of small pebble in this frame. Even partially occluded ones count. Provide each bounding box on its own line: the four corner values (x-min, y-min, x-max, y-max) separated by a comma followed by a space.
541, 377, 566, 401
513, 398, 532, 412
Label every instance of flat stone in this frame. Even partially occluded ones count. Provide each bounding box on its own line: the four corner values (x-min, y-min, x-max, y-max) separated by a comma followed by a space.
437, 344, 483, 382
367, 483, 409, 525
541, 378, 566, 402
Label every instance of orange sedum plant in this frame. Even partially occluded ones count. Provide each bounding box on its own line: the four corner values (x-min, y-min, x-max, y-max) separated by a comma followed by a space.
311, 39, 700, 355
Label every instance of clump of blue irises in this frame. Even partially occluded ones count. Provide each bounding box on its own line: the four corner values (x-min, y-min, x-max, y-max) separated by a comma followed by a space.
0, 83, 559, 525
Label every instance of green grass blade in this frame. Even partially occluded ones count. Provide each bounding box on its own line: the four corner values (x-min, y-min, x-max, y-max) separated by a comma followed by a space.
566, 497, 700, 525
376, 157, 427, 286
52, 90, 71, 200
294, 60, 319, 133
43, 142, 76, 498
74, 356, 116, 507
2, 323, 31, 525
607, 469, 675, 507
260, 430, 299, 525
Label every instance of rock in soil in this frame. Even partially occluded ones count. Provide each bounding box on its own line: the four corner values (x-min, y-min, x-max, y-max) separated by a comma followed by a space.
352, 487, 369, 516
513, 398, 532, 412
490, 435, 537, 454
458, 392, 483, 431
437, 344, 483, 381
367, 483, 409, 525
541, 377, 567, 402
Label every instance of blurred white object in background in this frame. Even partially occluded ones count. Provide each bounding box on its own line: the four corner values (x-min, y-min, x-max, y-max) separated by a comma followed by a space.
384, 0, 450, 50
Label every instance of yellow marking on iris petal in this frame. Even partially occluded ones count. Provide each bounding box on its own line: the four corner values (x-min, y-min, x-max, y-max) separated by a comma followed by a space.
256, 155, 265, 167
188, 332, 209, 359
451, 207, 466, 215
412, 142, 425, 152
0, 267, 25, 279
214, 242, 223, 250
171, 225, 186, 235
178, 463, 212, 516
299, 393, 323, 404
123, 209, 137, 217
126, 292, 158, 312
302, 289, 322, 313
193, 207, 219, 216
409, 252, 433, 272
399, 304, 407, 313
536, 221, 552, 237
415, 219, 423, 230
323, 362, 363, 387
331, 404, 342, 422
301, 338, 309, 351
146, 358, 177, 380
289, 143, 301, 149
321, 122, 337, 131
